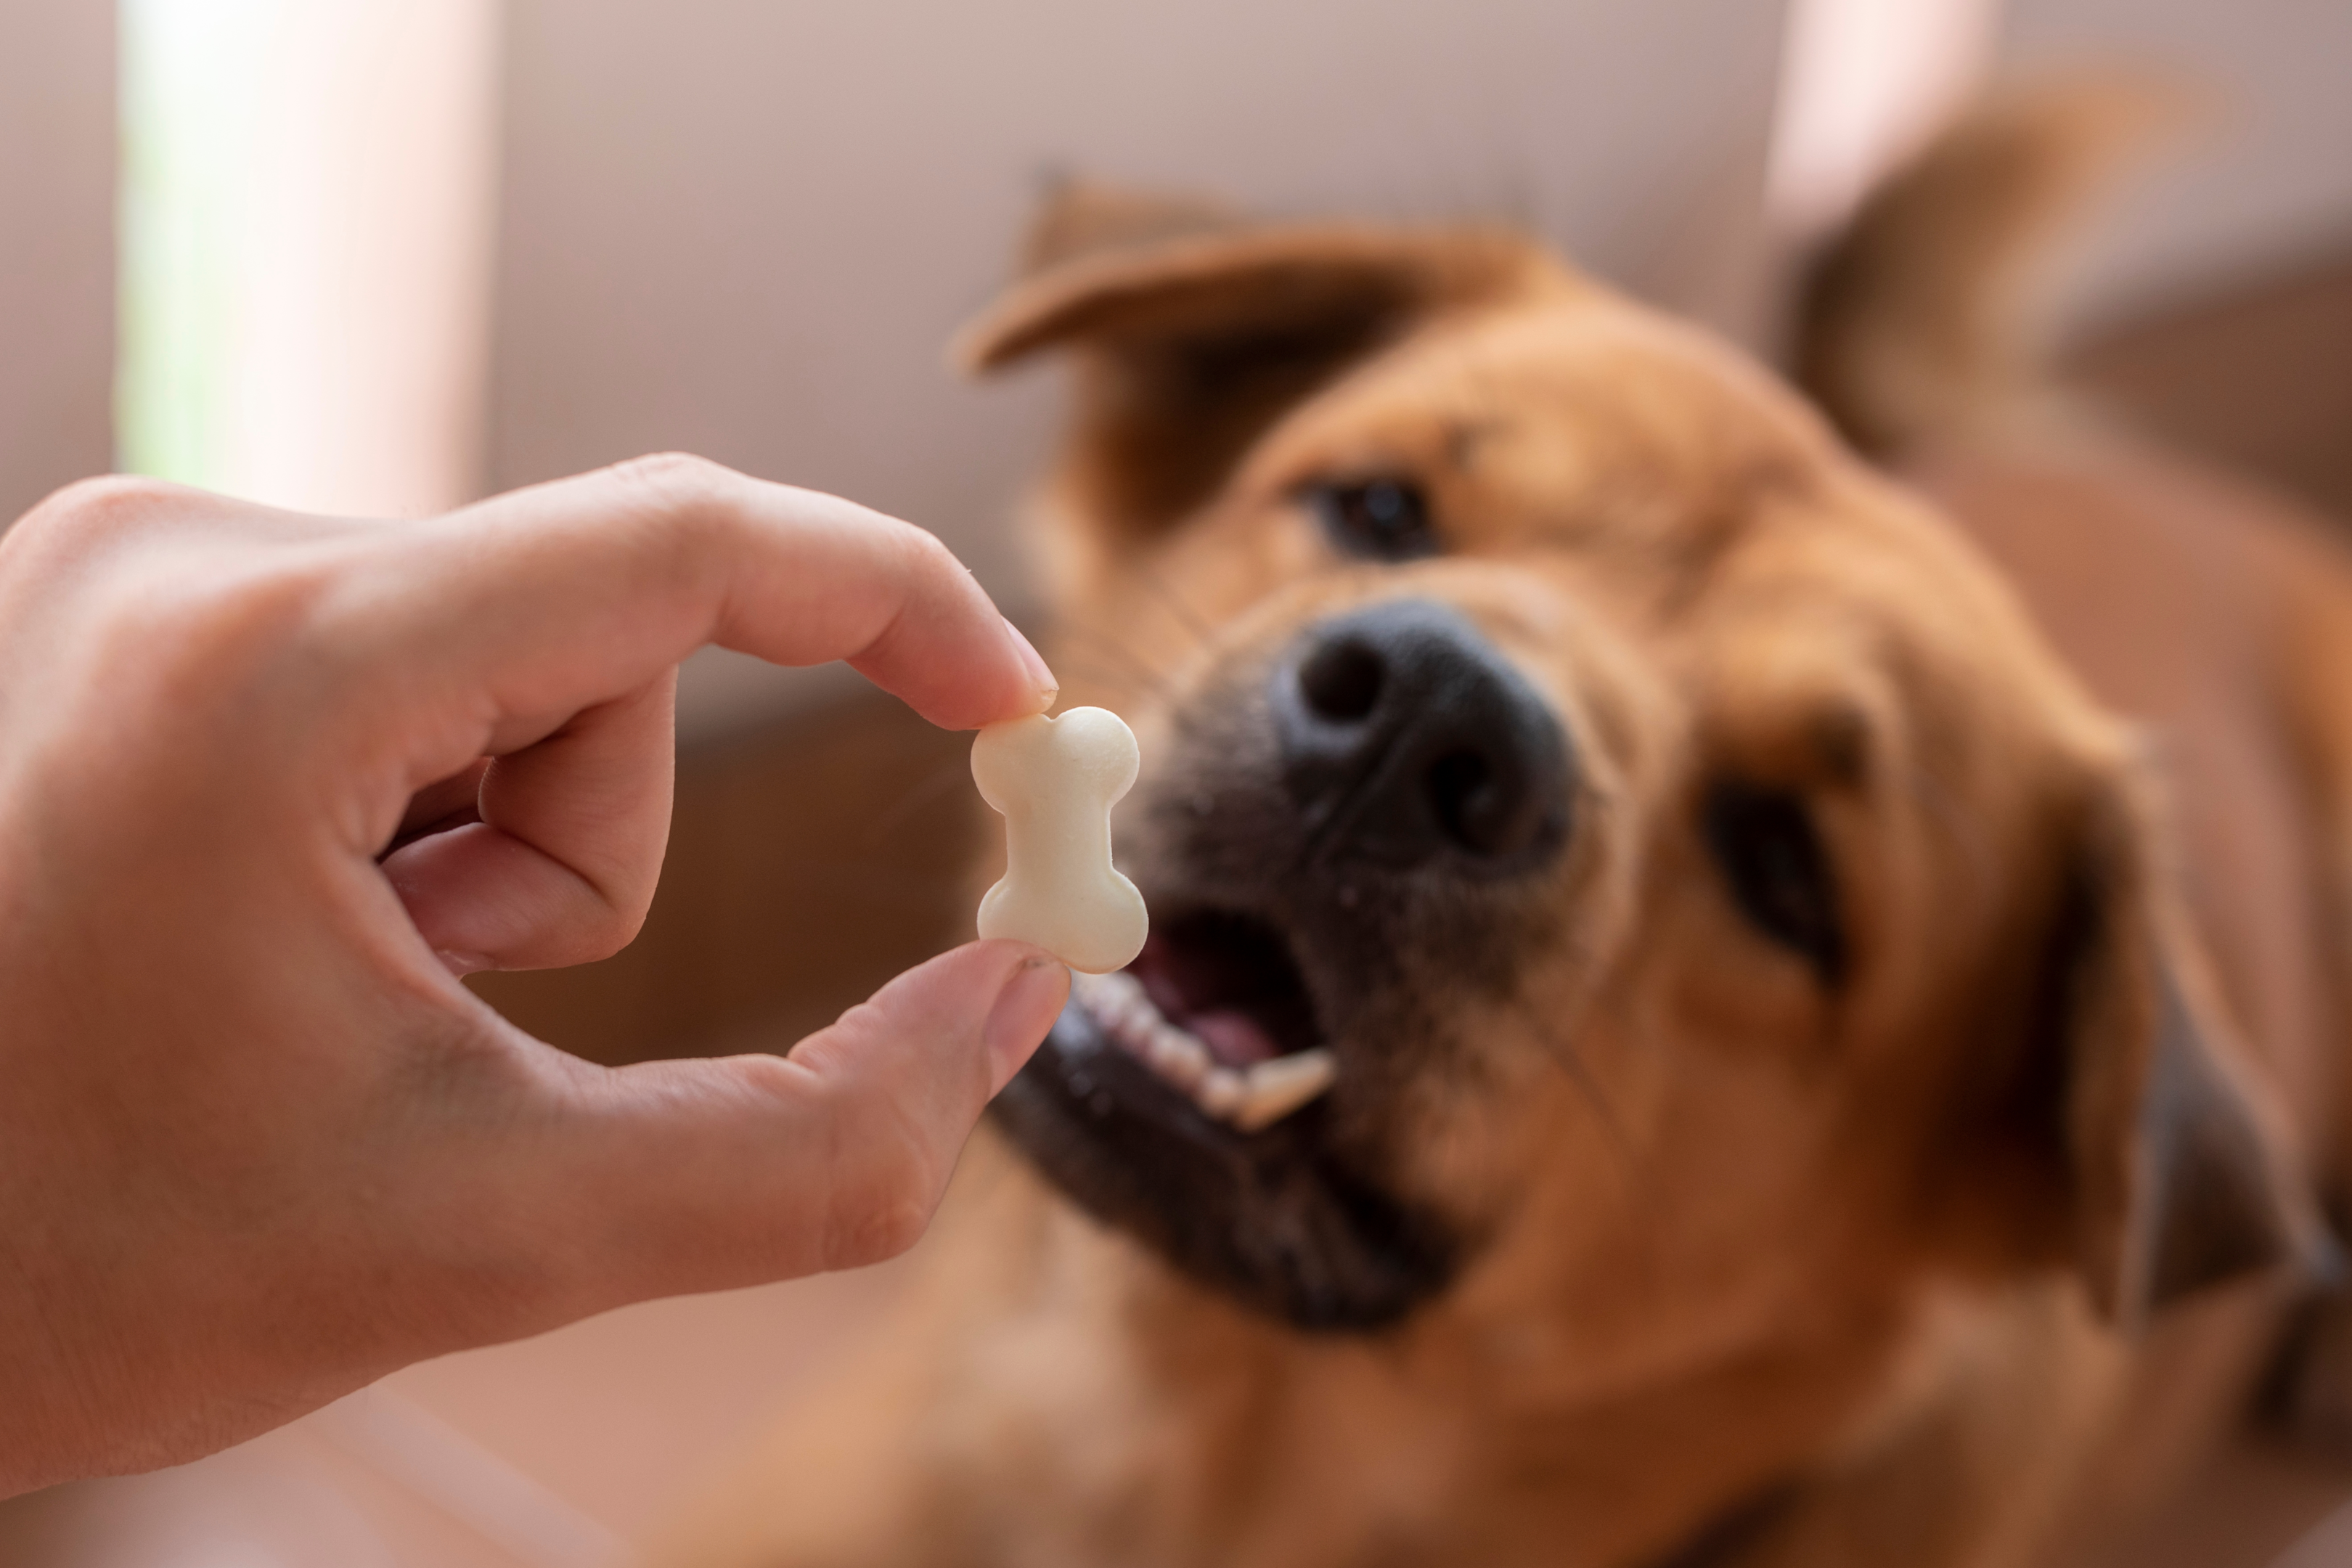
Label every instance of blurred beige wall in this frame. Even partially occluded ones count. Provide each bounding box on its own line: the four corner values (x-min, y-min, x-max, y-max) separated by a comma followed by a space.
0, 1, 113, 526
486, 0, 1794, 735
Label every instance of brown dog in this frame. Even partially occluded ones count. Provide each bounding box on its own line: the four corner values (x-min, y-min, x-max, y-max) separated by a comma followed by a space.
645, 99, 2352, 1567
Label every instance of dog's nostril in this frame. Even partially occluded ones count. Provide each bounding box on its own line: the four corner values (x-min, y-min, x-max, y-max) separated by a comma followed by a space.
1298, 637, 1384, 722
1427, 750, 1498, 852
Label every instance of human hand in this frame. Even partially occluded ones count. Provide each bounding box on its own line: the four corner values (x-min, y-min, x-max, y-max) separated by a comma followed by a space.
0, 455, 1069, 1494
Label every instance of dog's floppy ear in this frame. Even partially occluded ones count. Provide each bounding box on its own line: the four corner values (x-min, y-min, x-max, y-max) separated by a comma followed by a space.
1009, 176, 1249, 277
953, 184, 1560, 536
2019, 769, 2331, 1327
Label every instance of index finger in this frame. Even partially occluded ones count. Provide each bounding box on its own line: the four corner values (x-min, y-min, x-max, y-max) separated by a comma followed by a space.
335, 454, 1057, 734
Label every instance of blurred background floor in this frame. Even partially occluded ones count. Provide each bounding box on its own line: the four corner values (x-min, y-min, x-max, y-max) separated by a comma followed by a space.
4, 1271, 2351, 1568
0, 1263, 918, 1568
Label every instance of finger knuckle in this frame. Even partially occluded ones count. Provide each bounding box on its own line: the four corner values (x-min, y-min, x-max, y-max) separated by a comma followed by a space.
817, 1081, 948, 1272
604, 452, 737, 516
5, 474, 176, 558
140, 558, 337, 685
3, 486, 386, 820
33, 472, 177, 527
566, 892, 653, 967
599, 452, 748, 595
724, 1050, 799, 1106
893, 520, 961, 583
831, 1192, 933, 1271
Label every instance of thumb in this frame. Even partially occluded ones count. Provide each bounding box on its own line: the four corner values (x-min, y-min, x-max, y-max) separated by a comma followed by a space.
529, 941, 1069, 1308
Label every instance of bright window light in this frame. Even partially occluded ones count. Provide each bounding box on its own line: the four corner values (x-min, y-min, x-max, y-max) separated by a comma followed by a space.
117, 0, 501, 517
1768, 0, 2006, 244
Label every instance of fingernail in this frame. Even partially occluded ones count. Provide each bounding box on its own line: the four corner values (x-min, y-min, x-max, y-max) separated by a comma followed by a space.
1001, 617, 1058, 709
983, 953, 1069, 1094
436, 950, 494, 978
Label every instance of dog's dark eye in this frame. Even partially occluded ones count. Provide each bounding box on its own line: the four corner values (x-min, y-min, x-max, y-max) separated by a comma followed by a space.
1703, 782, 1845, 982
1309, 479, 1437, 561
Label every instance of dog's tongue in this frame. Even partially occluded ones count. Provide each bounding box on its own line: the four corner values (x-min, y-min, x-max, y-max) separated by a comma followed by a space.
1130, 932, 1283, 1069
1183, 1010, 1281, 1069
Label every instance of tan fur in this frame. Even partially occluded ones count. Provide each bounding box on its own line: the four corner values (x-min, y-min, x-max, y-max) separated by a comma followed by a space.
645, 110, 2352, 1568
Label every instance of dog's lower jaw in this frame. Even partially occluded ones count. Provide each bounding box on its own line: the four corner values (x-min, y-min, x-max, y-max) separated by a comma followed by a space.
989, 1000, 1461, 1331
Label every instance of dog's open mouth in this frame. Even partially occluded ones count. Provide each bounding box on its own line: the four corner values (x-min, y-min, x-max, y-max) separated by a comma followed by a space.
990, 894, 1460, 1330
1073, 912, 1338, 1133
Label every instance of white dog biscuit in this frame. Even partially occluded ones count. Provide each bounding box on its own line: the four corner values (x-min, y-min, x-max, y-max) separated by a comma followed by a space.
972, 707, 1150, 974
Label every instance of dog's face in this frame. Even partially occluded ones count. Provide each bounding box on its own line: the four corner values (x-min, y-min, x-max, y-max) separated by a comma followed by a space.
970, 208, 2303, 1377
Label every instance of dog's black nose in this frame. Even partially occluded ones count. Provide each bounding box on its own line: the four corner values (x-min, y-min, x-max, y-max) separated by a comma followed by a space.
1275, 599, 1572, 872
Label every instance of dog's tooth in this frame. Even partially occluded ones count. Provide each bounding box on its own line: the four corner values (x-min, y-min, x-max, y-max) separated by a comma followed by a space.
1147, 1024, 1209, 1089
1114, 997, 1157, 1041
1076, 973, 1132, 1032
1230, 1050, 1339, 1133
1197, 1068, 1246, 1119
1106, 980, 1153, 1024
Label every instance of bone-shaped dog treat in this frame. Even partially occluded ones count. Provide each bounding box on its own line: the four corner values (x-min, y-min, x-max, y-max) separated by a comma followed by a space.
972, 707, 1150, 974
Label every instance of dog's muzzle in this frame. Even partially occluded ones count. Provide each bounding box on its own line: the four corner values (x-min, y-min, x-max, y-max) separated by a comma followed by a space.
989, 597, 1575, 1330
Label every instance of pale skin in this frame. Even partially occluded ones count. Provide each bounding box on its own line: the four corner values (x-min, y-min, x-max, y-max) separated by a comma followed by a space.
0, 453, 1071, 1497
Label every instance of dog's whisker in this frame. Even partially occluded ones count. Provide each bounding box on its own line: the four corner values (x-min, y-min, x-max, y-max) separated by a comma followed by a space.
857, 758, 977, 852
1050, 623, 1179, 708
1058, 619, 1168, 685
1509, 992, 1635, 1172
1124, 555, 1217, 653
1039, 656, 1158, 709
1900, 763, 1998, 916
788, 862, 972, 908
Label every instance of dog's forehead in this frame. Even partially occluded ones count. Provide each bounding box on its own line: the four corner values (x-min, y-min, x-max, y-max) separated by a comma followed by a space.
1241, 298, 1830, 524
1238, 297, 2020, 633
